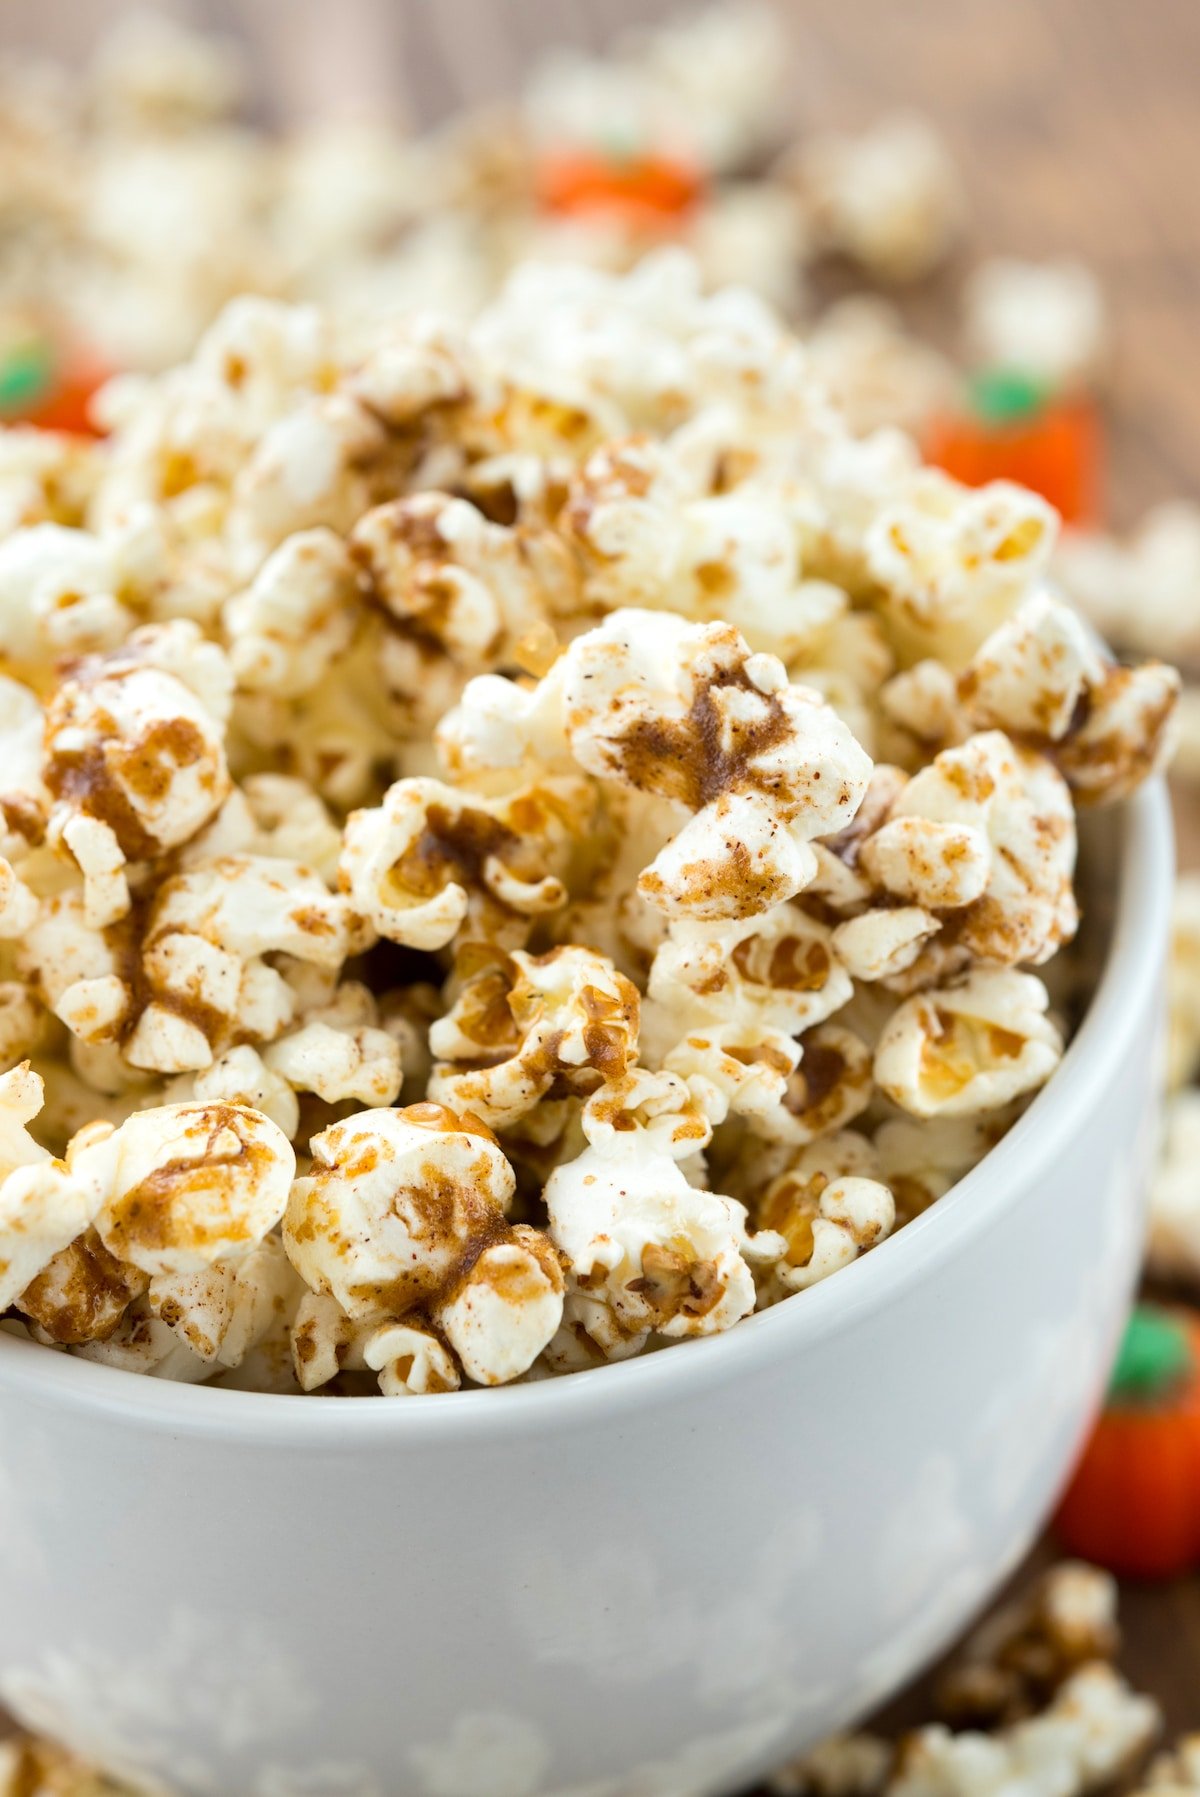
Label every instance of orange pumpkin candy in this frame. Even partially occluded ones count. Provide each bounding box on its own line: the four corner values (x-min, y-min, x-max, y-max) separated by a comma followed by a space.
1054, 1305, 1200, 1580
924, 368, 1102, 526
536, 149, 704, 228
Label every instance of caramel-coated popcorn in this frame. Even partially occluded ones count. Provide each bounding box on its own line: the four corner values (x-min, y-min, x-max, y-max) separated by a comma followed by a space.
0, 251, 1173, 1396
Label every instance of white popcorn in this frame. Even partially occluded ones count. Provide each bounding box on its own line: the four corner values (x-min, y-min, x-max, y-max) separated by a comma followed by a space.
69, 1100, 295, 1277
866, 473, 1058, 664
757, 1171, 895, 1294
364, 1318, 460, 1396
0, 523, 132, 674
965, 258, 1109, 390
0, 1065, 97, 1310
875, 970, 1062, 1119
13, 1226, 147, 1346
1055, 502, 1200, 665
437, 1223, 564, 1386
222, 527, 360, 698
795, 114, 964, 283
147, 1235, 302, 1366
291, 1289, 370, 1392
832, 907, 941, 983
891, 1665, 1158, 1797
872, 733, 1078, 972
544, 1141, 759, 1338
74, 1297, 211, 1382
265, 1014, 402, 1110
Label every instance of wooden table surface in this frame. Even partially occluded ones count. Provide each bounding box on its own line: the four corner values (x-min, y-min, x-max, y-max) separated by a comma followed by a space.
2, 0, 1199, 1776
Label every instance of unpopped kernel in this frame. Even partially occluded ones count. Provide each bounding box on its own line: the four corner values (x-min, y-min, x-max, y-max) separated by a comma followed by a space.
0, 252, 1173, 1396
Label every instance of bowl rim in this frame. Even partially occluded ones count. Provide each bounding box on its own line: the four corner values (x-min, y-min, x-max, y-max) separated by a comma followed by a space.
0, 780, 1173, 1444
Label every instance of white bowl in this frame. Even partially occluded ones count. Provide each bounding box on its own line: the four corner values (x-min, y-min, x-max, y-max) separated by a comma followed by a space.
0, 784, 1172, 1797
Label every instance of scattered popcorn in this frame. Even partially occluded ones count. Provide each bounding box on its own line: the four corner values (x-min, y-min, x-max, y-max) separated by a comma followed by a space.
789, 114, 965, 283
964, 258, 1109, 391
0, 246, 1172, 1397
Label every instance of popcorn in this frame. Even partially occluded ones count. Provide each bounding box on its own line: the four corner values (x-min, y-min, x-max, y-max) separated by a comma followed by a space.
791, 114, 964, 283
43, 621, 233, 925
339, 775, 582, 952
964, 258, 1109, 391
874, 970, 1062, 1119
429, 945, 641, 1129
1146, 1090, 1200, 1285
889, 1665, 1157, 1797
69, 1100, 295, 1277
0, 248, 1174, 1398
222, 527, 360, 698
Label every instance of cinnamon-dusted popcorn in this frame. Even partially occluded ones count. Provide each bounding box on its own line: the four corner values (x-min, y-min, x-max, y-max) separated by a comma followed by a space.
0, 246, 1175, 1395
1138, 1738, 1200, 1797
146, 1234, 303, 1367
339, 774, 584, 952
429, 945, 640, 1129
755, 1168, 894, 1295
68, 1099, 295, 1276
351, 491, 577, 731
42, 620, 233, 925
866, 472, 1058, 665
875, 969, 1062, 1119
957, 593, 1179, 805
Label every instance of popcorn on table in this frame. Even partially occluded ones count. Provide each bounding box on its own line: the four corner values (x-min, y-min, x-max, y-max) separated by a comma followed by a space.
0, 249, 1175, 1396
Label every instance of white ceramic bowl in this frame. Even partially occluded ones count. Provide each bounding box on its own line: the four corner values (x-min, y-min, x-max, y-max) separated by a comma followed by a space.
0, 784, 1172, 1797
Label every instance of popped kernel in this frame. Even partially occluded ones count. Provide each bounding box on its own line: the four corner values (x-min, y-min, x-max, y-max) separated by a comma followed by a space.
874, 969, 1062, 1119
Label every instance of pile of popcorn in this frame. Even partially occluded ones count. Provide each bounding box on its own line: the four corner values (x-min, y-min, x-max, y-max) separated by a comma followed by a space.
773, 1563, 1167, 1797
0, 7, 965, 370
0, 249, 1177, 1398
1, 1563, 1186, 1797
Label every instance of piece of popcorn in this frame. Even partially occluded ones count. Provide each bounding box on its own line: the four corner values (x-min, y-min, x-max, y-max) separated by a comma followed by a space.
580, 1066, 714, 1162
0, 1064, 98, 1309
1054, 502, 1200, 665
755, 1022, 874, 1147
936, 1562, 1119, 1730
770, 1732, 894, 1797
429, 945, 640, 1130
69, 1100, 295, 1277
436, 1222, 564, 1386
147, 1235, 303, 1367
73, 1296, 211, 1383
756, 1171, 895, 1295
350, 491, 576, 732
43, 621, 233, 925
890, 1664, 1158, 1797
0, 523, 133, 676
290, 1289, 370, 1392
446, 610, 872, 923
339, 775, 582, 952
958, 593, 1179, 805
544, 1141, 760, 1338
865, 472, 1058, 665
264, 1012, 403, 1109
793, 113, 964, 283
14, 1226, 147, 1345
808, 297, 957, 439
868, 732, 1077, 973
0, 856, 38, 937
1138, 1737, 1200, 1797
1146, 1090, 1200, 1286
541, 1280, 652, 1374
644, 903, 852, 1080
0, 673, 49, 859
363, 1318, 461, 1396
282, 1102, 514, 1322
222, 526, 360, 698
832, 907, 941, 982
874, 969, 1062, 1119
964, 259, 1109, 391
165, 1044, 301, 1140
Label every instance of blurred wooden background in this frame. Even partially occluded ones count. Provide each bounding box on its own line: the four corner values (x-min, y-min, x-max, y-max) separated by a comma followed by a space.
2, 0, 1199, 1773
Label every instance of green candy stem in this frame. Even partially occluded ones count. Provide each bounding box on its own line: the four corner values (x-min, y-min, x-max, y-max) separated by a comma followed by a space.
969, 365, 1050, 428
0, 338, 55, 414
1109, 1305, 1194, 1401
